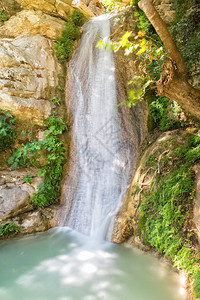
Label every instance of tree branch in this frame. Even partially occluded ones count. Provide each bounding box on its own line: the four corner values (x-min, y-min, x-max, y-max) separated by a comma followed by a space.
138, 0, 200, 120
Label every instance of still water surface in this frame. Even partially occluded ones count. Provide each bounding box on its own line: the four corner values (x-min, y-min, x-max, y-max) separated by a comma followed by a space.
0, 227, 186, 300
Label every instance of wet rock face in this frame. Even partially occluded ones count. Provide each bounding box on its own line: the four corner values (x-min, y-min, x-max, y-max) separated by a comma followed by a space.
111, 13, 149, 148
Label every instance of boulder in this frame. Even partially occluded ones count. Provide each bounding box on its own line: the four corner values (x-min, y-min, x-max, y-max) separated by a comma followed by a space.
0, 187, 30, 220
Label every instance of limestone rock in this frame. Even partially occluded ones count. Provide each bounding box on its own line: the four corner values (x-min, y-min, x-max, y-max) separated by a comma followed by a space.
0, 10, 66, 40
55, 0, 74, 19
0, 187, 30, 220
0, 35, 63, 125
0, 0, 22, 17
73, 1, 95, 17
13, 207, 57, 234
16, 0, 57, 14
15, 0, 75, 20
0, 169, 43, 221
0, 93, 54, 125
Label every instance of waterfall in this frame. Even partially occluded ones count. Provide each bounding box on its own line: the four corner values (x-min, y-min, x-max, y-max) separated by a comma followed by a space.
60, 15, 137, 239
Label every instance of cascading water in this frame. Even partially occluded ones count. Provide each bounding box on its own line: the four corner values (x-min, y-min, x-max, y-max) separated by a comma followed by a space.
60, 15, 136, 239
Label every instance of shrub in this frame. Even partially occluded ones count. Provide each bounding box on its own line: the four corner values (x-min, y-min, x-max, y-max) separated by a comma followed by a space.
0, 110, 16, 150
55, 21, 81, 63
55, 38, 74, 63
62, 21, 80, 40
72, 10, 85, 27
0, 222, 21, 237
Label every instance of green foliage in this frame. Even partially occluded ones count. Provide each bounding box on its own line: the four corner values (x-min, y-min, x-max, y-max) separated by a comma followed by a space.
62, 21, 80, 41
57, 85, 64, 92
99, 0, 115, 11
0, 222, 21, 237
55, 14, 83, 63
51, 97, 61, 106
23, 175, 33, 184
0, 9, 8, 23
133, 0, 160, 42
195, 271, 200, 298
72, 10, 85, 26
8, 115, 68, 208
149, 95, 182, 131
137, 211, 148, 244
55, 37, 74, 63
170, 0, 200, 73
0, 110, 16, 151
136, 135, 200, 296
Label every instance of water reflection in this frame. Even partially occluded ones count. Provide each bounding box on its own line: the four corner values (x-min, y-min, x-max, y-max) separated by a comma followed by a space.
0, 227, 187, 300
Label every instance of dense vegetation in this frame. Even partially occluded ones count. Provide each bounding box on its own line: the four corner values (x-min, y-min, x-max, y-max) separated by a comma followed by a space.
117, 0, 200, 130
8, 115, 68, 208
55, 10, 85, 63
132, 133, 200, 298
171, 0, 200, 74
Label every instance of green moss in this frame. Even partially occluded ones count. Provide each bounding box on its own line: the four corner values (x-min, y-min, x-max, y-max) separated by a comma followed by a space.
137, 211, 149, 244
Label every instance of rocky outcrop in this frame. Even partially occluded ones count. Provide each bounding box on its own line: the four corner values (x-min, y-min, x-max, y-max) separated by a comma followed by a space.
0, 10, 66, 39
0, 168, 44, 222
15, 0, 74, 20
0, 35, 63, 125
12, 206, 57, 234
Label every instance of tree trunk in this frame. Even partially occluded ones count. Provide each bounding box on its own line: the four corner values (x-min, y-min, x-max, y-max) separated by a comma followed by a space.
138, 0, 200, 120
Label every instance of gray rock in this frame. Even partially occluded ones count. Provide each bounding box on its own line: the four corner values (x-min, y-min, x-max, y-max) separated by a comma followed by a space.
0, 187, 30, 220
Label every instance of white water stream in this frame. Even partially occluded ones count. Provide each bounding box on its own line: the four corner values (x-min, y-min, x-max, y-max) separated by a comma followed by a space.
61, 15, 134, 239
